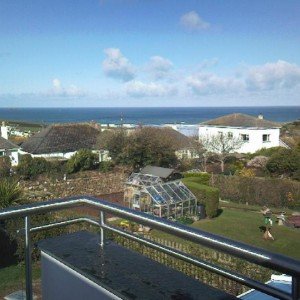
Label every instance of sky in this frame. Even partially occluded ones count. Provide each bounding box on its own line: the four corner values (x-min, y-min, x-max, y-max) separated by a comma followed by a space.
0, 0, 300, 107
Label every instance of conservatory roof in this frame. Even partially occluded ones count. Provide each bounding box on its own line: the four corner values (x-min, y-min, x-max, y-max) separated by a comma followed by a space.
126, 172, 163, 186
144, 181, 196, 205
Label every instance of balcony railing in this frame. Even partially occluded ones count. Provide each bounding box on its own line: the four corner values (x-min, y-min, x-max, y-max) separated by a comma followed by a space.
0, 196, 299, 300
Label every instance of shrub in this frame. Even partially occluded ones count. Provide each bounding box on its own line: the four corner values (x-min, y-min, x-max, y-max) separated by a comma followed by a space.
238, 168, 255, 177
99, 161, 114, 173
67, 149, 98, 174
183, 179, 219, 218
176, 216, 194, 225
0, 179, 22, 209
266, 148, 300, 177
0, 156, 11, 177
17, 154, 51, 179
250, 147, 284, 158
183, 172, 211, 186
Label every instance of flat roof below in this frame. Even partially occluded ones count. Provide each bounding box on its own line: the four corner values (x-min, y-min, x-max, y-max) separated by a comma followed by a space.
38, 231, 237, 300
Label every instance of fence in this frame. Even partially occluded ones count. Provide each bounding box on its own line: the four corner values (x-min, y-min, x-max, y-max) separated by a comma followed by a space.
114, 233, 273, 296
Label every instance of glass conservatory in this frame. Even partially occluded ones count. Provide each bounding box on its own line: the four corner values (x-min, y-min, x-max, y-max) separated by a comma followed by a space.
124, 173, 197, 218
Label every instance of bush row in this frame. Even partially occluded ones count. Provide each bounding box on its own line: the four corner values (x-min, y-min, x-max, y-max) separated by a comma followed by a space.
17, 154, 66, 179
183, 178, 219, 218
182, 172, 212, 185
15, 150, 114, 179
211, 175, 300, 209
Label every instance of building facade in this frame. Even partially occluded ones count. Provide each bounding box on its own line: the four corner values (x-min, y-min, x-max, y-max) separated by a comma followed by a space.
199, 113, 281, 154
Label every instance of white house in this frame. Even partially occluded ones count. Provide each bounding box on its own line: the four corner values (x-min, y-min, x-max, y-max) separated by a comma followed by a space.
0, 122, 20, 166
20, 123, 111, 161
199, 113, 281, 154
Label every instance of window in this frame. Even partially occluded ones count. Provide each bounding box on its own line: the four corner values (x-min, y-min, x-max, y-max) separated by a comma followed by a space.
263, 134, 270, 142
241, 134, 249, 142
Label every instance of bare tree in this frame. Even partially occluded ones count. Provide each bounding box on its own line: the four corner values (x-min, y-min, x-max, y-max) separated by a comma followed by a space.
200, 133, 244, 173
190, 135, 208, 171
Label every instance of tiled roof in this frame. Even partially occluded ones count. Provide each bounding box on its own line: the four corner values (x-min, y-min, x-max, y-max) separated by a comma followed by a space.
201, 113, 281, 128
0, 137, 20, 150
21, 124, 100, 154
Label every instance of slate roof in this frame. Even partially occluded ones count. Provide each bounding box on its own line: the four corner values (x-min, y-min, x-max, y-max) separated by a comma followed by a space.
201, 113, 281, 128
140, 166, 175, 179
21, 124, 100, 154
0, 137, 20, 150
161, 127, 194, 150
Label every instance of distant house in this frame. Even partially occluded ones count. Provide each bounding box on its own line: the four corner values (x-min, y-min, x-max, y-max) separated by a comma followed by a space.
0, 122, 20, 166
20, 123, 110, 160
0, 137, 20, 166
199, 113, 282, 154
160, 127, 199, 160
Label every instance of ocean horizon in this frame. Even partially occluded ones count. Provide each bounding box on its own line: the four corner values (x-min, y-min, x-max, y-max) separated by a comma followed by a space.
0, 106, 299, 125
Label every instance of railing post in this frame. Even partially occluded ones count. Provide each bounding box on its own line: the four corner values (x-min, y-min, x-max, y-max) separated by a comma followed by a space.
292, 276, 300, 300
24, 216, 33, 300
99, 211, 106, 248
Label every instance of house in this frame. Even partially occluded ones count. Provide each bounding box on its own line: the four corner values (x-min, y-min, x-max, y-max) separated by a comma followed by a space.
0, 122, 20, 166
158, 127, 199, 160
20, 123, 110, 160
124, 168, 197, 218
0, 137, 20, 166
199, 113, 281, 154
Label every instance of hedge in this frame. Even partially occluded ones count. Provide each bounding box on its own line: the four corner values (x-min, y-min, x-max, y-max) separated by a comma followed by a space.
211, 175, 300, 209
183, 179, 219, 218
183, 172, 211, 186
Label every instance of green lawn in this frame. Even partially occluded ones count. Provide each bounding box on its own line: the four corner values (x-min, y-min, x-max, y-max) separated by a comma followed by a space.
151, 208, 300, 260
0, 263, 41, 297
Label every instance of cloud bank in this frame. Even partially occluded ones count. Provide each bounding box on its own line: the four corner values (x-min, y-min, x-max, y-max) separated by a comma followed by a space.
180, 11, 210, 31
125, 81, 177, 98
102, 48, 136, 82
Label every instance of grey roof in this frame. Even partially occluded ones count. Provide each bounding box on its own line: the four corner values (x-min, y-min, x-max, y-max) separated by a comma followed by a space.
201, 113, 281, 128
0, 137, 20, 150
21, 124, 100, 154
140, 166, 175, 179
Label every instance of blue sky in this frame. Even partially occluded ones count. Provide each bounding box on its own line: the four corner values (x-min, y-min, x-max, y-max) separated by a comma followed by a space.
0, 0, 300, 107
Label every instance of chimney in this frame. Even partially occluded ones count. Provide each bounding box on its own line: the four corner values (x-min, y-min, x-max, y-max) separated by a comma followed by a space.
258, 114, 264, 120
1, 121, 8, 140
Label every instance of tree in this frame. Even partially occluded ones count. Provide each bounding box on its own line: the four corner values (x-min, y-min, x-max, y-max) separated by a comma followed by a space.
200, 134, 244, 173
124, 127, 178, 169
102, 127, 179, 169
99, 129, 128, 164
0, 179, 22, 209
189, 136, 208, 171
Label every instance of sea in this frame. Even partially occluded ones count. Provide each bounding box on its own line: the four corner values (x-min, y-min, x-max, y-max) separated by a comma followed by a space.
0, 107, 299, 125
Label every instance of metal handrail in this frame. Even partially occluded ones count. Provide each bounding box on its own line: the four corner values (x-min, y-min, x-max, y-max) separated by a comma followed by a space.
0, 196, 299, 300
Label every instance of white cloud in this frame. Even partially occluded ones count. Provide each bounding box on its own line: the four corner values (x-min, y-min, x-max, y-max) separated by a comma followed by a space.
147, 56, 173, 80
180, 11, 210, 31
186, 73, 244, 95
246, 60, 300, 91
102, 48, 135, 82
125, 81, 177, 98
48, 78, 84, 97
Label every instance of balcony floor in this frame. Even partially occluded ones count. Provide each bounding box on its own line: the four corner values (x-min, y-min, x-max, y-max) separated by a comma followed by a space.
38, 231, 237, 300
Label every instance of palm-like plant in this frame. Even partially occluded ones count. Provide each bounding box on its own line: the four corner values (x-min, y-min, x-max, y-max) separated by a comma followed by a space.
0, 179, 22, 209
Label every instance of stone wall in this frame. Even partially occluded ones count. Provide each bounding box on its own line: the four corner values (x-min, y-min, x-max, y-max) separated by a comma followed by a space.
20, 170, 127, 202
